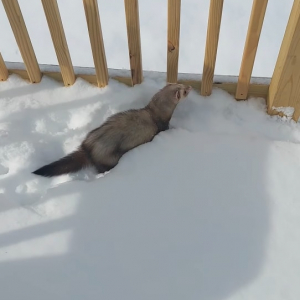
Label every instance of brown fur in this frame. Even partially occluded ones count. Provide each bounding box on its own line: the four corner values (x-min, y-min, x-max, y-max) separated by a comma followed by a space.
32, 83, 192, 177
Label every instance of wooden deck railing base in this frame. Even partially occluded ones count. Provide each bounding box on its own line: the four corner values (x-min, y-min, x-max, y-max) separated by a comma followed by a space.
4, 62, 269, 101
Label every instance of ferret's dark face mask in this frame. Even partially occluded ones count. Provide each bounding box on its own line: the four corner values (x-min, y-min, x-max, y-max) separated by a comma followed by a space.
175, 85, 192, 102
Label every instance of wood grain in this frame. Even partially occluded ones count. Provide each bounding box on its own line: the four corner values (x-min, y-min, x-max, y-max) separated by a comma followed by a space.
268, 0, 300, 121
2, 0, 41, 83
167, 0, 181, 83
178, 80, 268, 99
83, 0, 108, 87
41, 0, 75, 86
236, 0, 268, 100
201, 0, 224, 96
0, 53, 8, 81
124, 0, 142, 85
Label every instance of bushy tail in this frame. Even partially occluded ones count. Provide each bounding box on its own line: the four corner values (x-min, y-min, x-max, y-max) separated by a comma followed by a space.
32, 148, 91, 177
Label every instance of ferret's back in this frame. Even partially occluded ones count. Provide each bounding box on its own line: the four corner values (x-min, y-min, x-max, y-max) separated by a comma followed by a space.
83, 109, 157, 162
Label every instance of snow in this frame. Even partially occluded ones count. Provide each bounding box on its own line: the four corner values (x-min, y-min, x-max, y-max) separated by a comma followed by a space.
1, 74, 300, 300
1, 0, 300, 299
272, 106, 295, 119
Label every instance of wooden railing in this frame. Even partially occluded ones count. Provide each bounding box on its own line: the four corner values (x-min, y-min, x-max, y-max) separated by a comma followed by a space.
236, 0, 268, 100
1, 0, 300, 120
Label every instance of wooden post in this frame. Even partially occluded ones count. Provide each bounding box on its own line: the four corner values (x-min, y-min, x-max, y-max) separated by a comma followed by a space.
0, 53, 9, 81
201, 0, 224, 96
268, 0, 300, 121
236, 0, 268, 100
2, 0, 41, 83
41, 0, 75, 86
167, 0, 181, 83
83, 0, 108, 87
124, 0, 143, 85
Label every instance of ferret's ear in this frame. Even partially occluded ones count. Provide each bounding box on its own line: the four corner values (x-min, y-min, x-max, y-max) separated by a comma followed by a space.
175, 90, 181, 100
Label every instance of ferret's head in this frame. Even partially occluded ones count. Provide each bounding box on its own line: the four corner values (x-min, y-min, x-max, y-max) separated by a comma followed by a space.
147, 83, 192, 122
162, 83, 192, 104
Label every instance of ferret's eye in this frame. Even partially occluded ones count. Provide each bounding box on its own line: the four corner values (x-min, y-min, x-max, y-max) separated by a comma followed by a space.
184, 91, 187, 95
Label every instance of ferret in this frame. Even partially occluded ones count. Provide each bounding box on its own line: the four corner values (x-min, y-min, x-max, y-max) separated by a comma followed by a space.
32, 83, 192, 177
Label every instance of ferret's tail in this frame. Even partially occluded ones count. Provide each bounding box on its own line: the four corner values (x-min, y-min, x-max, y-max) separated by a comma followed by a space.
32, 148, 91, 177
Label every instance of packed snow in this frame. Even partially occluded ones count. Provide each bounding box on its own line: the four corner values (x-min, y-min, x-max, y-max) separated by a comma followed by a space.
1, 74, 300, 300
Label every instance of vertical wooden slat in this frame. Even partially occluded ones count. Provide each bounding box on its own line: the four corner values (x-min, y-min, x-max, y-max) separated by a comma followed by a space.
268, 0, 300, 121
124, 0, 143, 85
201, 0, 224, 96
236, 0, 268, 100
41, 0, 75, 86
83, 0, 108, 87
167, 0, 181, 83
2, 0, 41, 83
0, 53, 9, 81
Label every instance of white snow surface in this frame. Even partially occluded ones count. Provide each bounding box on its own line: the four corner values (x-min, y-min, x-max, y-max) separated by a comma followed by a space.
272, 106, 295, 118
1, 75, 300, 300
